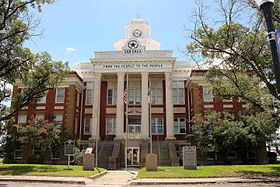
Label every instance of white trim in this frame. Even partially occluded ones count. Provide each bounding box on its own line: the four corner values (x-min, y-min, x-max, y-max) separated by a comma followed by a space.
174, 117, 186, 134
106, 118, 116, 135
151, 117, 164, 135
84, 118, 92, 135
55, 87, 65, 103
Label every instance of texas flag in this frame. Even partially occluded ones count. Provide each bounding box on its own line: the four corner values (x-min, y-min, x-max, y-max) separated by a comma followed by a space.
276, 28, 280, 60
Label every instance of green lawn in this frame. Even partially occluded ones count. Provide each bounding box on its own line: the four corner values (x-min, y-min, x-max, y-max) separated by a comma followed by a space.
137, 165, 280, 178
0, 164, 105, 177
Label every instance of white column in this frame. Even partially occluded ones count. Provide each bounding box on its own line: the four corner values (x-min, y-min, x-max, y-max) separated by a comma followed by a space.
141, 72, 149, 139
91, 73, 101, 140
165, 72, 175, 140
115, 72, 125, 139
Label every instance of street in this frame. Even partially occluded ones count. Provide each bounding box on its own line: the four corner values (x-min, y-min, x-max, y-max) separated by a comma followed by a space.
0, 182, 280, 187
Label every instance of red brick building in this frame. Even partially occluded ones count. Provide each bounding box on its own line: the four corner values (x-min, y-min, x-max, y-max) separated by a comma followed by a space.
12, 18, 267, 168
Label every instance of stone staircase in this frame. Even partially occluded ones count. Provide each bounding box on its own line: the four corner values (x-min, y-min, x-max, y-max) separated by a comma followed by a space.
96, 141, 114, 169
152, 141, 171, 166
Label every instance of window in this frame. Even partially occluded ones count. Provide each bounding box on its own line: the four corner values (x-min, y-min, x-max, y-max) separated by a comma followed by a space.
18, 114, 27, 124
128, 118, 141, 133
55, 87, 65, 103
106, 118, 116, 135
174, 118, 186, 134
37, 92, 47, 104
151, 80, 163, 104
151, 118, 164, 134
84, 118, 92, 135
128, 81, 141, 105
51, 151, 60, 160
203, 86, 213, 102
107, 82, 117, 105
223, 96, 233, 102
33, 146, 42, 158
14, 146, 23, 159
76, 91, 80, 107
173, 81, 185, 104
85, 82, 93, 105
207, 152, 217, 161
80, 144, 88, 151
35, 114, 44, 121
54, 114, 63, 128
227, 151, 237, 160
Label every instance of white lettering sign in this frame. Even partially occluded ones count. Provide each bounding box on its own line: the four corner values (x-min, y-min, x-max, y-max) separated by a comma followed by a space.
102, 64, 163, 69
93, 63, 172, 73
127, 134, 140, 139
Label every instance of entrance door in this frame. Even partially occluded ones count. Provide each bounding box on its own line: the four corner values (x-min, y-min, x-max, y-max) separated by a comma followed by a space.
127, 147, 139, 166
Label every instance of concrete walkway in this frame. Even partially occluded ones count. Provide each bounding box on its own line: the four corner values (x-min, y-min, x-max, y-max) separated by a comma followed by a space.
87, 170, 137, 185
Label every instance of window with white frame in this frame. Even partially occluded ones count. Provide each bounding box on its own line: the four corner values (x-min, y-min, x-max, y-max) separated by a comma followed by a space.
107, 82, 117, 105
14, 146, 23, 159
203, 86, 213, 102
35, 113, 44, 121
18, 114, 27, 124
33, 146, 42, 158
51, 150, 60, 160
173, 81, 185, 104
151, 118, 164, 134
128, 81, 141, 105
85, 82, 93, 105
37, 92, 47, 104
106, 118, 116, 135
84, 118, 92, 135
54, 114, 63, 129
151, 80, 163, 104
128, 117, 141, 133
207, 152, 217, 160
223, 96, 233, 102
174, 117, 186, 134
55, 87, 65, 103
76, 91, 80, 107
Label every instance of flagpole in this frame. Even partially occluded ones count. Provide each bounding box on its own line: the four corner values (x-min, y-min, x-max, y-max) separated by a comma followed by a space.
125, 73, 129, 170
149, 79, 152, 154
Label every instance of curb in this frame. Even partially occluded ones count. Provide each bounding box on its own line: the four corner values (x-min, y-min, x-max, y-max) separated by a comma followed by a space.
130, 177, 280, 185
89, 170, 107, 179
0, 171, 108, 184
0, 178, 86, 184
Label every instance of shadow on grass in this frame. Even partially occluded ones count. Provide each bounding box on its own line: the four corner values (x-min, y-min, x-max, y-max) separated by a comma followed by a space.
236, 166, 280, 177
0, 166, 60, 175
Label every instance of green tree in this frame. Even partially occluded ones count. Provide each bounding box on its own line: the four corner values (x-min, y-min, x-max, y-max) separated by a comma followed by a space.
187, 0, 280, 105
186, 0, 280, 160
0, 0, 69, 124
4, 118, 70, 163
189, 110, 279, 163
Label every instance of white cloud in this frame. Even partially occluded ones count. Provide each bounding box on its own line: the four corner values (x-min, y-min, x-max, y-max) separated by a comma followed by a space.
65, 48, 76, 53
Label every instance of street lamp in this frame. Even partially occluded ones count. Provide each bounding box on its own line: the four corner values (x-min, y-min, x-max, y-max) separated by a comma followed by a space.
255, 0, 280, 96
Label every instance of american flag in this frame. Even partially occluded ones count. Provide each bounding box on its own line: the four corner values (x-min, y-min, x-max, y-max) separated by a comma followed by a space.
276, 28, 280, 59
124, 81, 128, 104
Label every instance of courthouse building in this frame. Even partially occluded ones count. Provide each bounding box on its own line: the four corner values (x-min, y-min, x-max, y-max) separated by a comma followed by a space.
13, 17, 266, 168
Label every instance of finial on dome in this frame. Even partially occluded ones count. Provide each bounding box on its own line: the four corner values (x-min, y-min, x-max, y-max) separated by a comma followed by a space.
136, 13, 141, 19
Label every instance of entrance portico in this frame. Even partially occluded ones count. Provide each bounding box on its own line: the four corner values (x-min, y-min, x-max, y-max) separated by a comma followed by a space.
90, 51, 176, 141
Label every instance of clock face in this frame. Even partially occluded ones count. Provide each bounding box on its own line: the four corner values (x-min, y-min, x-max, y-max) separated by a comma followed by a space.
132, 29, 142, 38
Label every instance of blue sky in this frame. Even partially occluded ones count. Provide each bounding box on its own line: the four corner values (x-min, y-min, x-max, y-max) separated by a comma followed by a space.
25, 0, 204, 67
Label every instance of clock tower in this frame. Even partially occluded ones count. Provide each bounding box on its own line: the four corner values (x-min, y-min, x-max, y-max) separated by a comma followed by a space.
114, 16, 161, 50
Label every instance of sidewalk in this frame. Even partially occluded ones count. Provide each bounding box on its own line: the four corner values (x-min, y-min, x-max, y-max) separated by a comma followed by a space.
0, 171, 107, 185
0, 173, 280, 185
0, 175, 88, 184
130, 177, 280, 185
